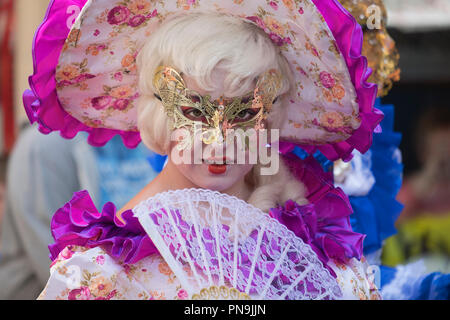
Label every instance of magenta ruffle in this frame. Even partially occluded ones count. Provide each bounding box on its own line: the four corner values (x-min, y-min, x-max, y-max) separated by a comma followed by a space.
25, 0, 381, 160
298, 0, 383, 161
273, 153, 365, 274
49, 190, 157, 263
24, 0, 141, 148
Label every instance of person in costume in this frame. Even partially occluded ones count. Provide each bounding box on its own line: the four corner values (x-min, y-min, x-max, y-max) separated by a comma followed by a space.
24, 0, 384, 300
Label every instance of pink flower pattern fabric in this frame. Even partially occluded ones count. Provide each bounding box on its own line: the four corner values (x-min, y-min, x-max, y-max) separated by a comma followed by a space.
24, 0, 382, 160
39, 246, 187, 300
57, 0, 367, 142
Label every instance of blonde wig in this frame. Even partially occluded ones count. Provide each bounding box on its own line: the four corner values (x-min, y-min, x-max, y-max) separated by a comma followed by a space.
136, 12, 307, 212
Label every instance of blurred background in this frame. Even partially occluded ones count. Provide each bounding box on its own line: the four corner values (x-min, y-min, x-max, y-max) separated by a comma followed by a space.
0, 0, 448, 299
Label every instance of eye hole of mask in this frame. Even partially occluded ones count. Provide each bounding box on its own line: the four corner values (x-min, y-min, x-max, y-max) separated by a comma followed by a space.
180, 106, 207, 123
189, 94, 201, 104
233, 107, 261, 123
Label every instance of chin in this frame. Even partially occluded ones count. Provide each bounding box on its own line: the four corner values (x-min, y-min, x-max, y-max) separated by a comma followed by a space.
193, 172, 238, 192
196, 179, 235, 192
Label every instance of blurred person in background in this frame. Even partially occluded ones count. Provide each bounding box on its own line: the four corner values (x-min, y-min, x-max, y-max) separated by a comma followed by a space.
397, 105, 450, 223
0, 124, 163, 299
0, 124, 98, 299
382, 105, 450, 273
0, 156, 7, 227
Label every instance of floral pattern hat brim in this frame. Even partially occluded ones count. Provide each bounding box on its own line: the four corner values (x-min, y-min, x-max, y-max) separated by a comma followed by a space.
24, 0, 383, 161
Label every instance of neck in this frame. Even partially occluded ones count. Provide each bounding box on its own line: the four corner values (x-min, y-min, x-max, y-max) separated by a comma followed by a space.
221, 172, 252, 202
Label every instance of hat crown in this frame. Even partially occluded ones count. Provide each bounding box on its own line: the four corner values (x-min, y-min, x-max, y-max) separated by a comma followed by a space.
25, 0, 383, 161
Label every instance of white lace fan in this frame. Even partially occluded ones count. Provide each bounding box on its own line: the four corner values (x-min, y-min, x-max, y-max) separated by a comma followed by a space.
133, 188, 342, 300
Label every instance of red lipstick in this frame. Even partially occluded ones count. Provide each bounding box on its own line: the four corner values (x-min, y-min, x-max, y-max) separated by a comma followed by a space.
206, 156, 228, 174
208, 164, 227, 174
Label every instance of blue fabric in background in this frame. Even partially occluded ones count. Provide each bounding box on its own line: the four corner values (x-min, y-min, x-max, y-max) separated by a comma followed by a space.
349, 100, 404, 255
381, 265, 450, 300
93, 135, 163, 209
380, 265, 397, 288
416, 272, 450, 300
147, 153, 167, 173
292, 146, 333, 172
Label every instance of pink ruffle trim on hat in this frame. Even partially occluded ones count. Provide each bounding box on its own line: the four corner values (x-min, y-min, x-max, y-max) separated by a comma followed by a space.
24, 0, 382, 160
295, 0, 383, 161
23, 0, 141, 148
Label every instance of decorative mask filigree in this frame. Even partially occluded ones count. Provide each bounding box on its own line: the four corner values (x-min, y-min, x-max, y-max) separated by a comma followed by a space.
153, 66, 283, 149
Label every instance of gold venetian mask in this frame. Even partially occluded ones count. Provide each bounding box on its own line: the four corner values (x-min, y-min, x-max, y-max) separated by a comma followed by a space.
153, 66, 283, 149
340, 0, 400, 97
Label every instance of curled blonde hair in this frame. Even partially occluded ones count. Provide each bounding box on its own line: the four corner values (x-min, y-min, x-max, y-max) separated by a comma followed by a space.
136, 12, 307, 212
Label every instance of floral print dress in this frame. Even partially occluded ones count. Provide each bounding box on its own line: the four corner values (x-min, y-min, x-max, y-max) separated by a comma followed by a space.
38, 245, 380, 300
38, 245, 186, 300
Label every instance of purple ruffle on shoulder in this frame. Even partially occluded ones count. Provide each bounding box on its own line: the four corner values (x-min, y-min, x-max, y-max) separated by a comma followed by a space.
23, 0, 141, 148
49, 190, 157, 263
271, 153, 365, 275
25, 0, 381, 160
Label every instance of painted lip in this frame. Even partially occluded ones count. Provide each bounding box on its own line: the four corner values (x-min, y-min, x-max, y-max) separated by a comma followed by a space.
207, 163, 227, 175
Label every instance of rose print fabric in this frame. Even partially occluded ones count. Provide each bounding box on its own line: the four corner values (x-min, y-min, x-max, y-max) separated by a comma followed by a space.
329, 257, 382, 300
38, 246, 186, 300
38, 245, 380, 300
54, 0, 379, 151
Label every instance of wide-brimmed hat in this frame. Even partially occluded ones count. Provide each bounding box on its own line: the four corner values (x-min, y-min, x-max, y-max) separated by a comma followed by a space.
23, 0, 383, 161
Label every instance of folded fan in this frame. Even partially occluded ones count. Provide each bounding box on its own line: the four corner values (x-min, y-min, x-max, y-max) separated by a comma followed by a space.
133, 188, 342, 300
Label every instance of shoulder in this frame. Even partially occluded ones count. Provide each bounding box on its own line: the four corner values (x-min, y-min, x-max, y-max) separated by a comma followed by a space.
39, 246, 183, 300
40, 246, 130, 300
